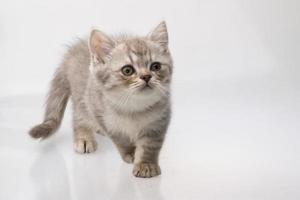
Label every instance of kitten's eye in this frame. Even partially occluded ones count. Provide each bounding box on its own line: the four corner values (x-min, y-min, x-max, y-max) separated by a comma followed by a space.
150, 62, 161, 71
121, 65, 135, 76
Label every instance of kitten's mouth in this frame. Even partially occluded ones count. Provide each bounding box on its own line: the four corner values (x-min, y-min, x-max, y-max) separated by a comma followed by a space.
140, 83, 153, 90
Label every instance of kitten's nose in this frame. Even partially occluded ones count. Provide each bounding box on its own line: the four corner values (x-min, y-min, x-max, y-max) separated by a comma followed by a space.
140, 74, 152, 83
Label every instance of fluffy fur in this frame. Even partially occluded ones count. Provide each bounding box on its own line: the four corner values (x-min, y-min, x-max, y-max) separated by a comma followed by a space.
29, 21, 173, 178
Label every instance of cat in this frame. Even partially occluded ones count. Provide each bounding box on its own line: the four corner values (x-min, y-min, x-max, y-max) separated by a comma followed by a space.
29, 21, 173, 178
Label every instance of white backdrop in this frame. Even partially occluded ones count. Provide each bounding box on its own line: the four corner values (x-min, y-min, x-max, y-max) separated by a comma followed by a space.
1, 0, 300, 96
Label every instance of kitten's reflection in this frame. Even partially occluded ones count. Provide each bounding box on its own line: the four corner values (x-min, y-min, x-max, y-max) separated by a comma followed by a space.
71, 154, 111, 200
30, 136, 164, 200
71, 135, 113, 200
30, 145, 71, 200
111, 164, 165, 200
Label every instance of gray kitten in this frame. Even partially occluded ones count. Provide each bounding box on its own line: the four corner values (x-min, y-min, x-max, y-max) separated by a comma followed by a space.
29, 21, 173, 178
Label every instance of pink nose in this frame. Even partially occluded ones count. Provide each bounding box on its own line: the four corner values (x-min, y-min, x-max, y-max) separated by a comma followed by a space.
140, 74, 152, 83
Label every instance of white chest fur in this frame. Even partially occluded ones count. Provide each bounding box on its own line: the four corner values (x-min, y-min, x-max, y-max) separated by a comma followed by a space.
102, 108, 163, 141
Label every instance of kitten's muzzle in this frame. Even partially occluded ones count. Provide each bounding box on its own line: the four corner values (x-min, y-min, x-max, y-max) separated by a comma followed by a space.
140, 74, 152, 83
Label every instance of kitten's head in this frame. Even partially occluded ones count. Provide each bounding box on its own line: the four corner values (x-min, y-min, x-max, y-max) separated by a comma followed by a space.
88, 21, 173, 112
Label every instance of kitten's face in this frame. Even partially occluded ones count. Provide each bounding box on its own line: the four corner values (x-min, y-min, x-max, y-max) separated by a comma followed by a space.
90, 22, 172, 111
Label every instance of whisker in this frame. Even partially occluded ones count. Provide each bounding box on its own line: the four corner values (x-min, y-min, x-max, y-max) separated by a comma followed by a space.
151, 81, 169, 97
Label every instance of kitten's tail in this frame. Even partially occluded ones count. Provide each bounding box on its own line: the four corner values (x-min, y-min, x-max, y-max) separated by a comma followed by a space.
29, 67, 70, 139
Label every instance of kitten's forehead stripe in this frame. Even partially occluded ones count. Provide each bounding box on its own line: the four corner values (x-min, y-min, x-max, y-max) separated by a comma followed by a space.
130, 52, 139, 64
124, 43, 133, 64
148, 50, 152, 65
128, 51, 134, 64
130, 39, 148, 57
125, 39, 153, 69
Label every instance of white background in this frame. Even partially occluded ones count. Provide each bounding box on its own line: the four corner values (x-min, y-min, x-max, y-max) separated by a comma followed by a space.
0, 0, 300, 200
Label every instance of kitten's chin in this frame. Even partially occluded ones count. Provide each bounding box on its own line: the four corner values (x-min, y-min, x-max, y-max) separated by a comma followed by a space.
138, 84, 153, 93
137, 82, 163, 94
105, 88, 164, 113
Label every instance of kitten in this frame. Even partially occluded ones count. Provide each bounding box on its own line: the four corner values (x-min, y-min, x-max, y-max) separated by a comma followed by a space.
29, 21, 173, 178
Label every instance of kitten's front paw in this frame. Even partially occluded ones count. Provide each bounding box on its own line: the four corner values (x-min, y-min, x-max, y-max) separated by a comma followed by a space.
123, 153, 134, 164
133, 163, 161, 178
74, 139, 97, 154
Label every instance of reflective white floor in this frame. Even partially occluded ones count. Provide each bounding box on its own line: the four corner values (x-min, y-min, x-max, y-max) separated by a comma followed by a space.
0, 80, 300, 200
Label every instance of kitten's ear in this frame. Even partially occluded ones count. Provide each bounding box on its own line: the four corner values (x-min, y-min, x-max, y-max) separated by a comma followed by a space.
148, 21, 169, 49
89, 29, 114, 63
